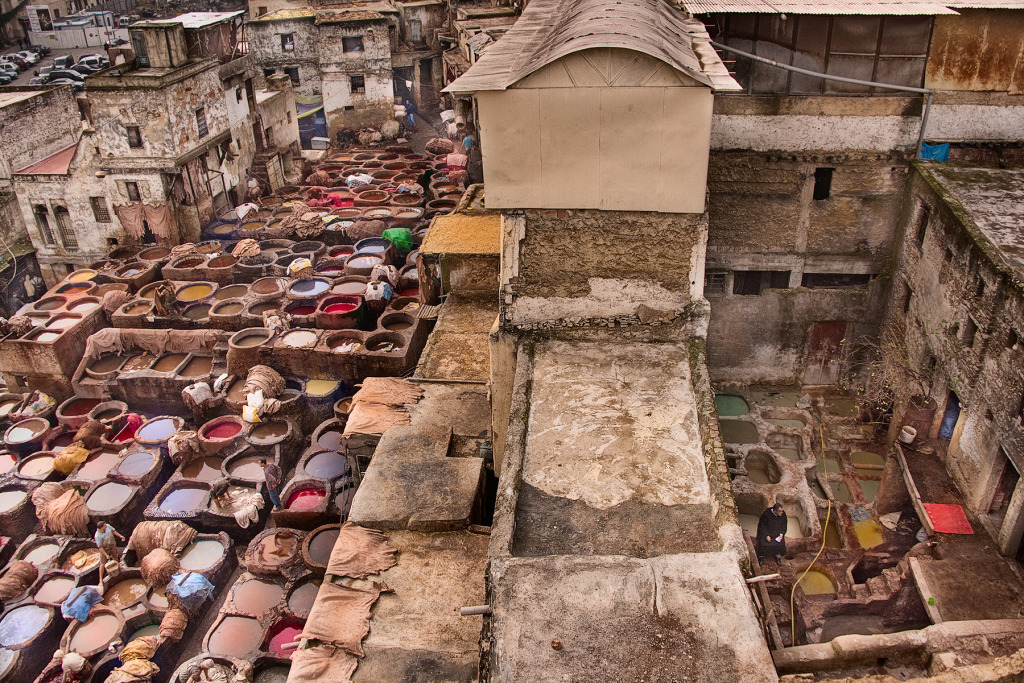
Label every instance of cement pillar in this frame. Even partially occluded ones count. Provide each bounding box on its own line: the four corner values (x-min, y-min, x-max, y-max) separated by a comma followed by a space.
997, 478, 1024, 557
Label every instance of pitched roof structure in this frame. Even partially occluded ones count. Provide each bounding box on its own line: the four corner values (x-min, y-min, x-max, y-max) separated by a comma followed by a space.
14, 142, 78, 176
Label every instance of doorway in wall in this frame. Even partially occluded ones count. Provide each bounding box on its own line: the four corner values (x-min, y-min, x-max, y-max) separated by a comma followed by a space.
939, 391, 961, 440
989, 449, 1019, 533
803, 322, 847, 385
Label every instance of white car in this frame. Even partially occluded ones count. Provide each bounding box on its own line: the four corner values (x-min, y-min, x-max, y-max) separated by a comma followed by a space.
16, 51, 39, 64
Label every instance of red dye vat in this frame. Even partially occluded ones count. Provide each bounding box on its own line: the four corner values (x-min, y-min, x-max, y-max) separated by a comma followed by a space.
325, 303, 357, 314
328, 248, 354, 259
287, 488, 325, 511
205, 422, 242, 440
268, 623, 303, 657
113, 425, 136, 442
63, 398, 100, 417
398, 288, 419, 298
288, 305, 316, 316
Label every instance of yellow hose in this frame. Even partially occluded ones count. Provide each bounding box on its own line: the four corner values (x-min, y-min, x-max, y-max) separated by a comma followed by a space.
789, 424, 833, 645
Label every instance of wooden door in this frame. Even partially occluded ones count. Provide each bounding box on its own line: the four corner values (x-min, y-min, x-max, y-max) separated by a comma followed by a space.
803, 322, 847, 385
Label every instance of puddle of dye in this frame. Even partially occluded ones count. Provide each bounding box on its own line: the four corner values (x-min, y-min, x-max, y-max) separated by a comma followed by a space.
159, 486, 209, 513
816, 457, 841, 474
824, 519, 843, 548
87, 482, 133, 512
282, 330, 318, 347
252, 421, 288, 440
18, 456, 53, 479
857, 478, 880, 503
0, 453, 15, 474
333, 281, 366, 295
233, 579, 284, 613
182, 457, 223, 481
831, 481, 854, 504
853, 519, 885, 548
738, 513, 759, 537
288, 580, 320, 617
177, 284, 214, 302
384, 320, 412, 331
35, 576, 75, 604
287, 305, 317, 316
308, 528, 339, 565
23, 542, 60, 567
75, 451, 120, 481
62, 397, 101, 416
0, 490, 27, 512
153, 353, 187, 373
227, 379, 247, 403
179, 540, 224, 570
234, 333, 270, 348
268, 622, 303, 657
0, 605, 49, 646
204, 421, 242, 440
255, 665, 291, 683
147, 586, 168, 609
767, 418, 806, 429
129, 624, 160, 640
798, 570, 836, 595
715, 394, 749, 417
719, 419, 760, 445
775, 448, 802, 461
317, 429, 344, 450
825, 397, 860, 417
287, 488, 326, 511
62, 548, 102, 573
306, 451, 346, 479
306, 380, 339, 396
103, 578, 147, 608
208, 616, 263, 657
69, 612, 120, 652
227, 456, 265, 481
137, 418, 178, 442
750, 391, 802, 408
181, 356, 213, 377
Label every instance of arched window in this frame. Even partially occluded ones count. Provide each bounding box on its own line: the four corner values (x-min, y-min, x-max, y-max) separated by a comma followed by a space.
33, 205, 55, 246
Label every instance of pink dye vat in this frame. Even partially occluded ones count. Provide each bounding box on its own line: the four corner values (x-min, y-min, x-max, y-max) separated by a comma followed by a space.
287, 305, 316, 316
324, 303, 357, 314
204, 422, 242, 440
268, 622, 303, 657
287, 488, 325, 511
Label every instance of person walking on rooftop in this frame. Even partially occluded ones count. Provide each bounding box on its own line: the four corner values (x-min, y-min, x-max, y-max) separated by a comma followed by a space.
260, 458, 283, 509
756, 502, 788, 568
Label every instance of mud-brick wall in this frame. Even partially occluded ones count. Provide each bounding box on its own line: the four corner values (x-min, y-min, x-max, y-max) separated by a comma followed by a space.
0, 88, 81, 182
887, 166, 1024, 554
247, 16, 322, 97
317, 20, 394, 132
502, 209, 707, 328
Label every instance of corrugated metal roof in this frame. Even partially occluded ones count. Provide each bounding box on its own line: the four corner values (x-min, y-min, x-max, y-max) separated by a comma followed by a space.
135, 11, 244, 28
682, 0, 958, 13
445, 0, 742, 92
14, 142, 78, 175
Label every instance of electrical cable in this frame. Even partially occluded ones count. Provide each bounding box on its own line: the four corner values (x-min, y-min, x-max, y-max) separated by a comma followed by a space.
789, 423, 832, 645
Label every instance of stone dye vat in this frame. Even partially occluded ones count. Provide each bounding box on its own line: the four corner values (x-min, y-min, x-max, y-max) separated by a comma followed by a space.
206, 615, 264, 658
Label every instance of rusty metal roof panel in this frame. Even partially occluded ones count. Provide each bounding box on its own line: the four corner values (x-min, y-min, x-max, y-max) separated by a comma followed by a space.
445, 0, 742, 92
14, 142, 78, 175
683, 0, 958, 13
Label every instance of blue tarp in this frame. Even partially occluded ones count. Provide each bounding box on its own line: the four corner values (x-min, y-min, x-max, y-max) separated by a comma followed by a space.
920, 142, 950, 161
166, 572, 214, 613
61, 586, 103, 622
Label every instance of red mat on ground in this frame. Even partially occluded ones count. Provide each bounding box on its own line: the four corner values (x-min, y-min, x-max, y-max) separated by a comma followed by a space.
924, 503, 974, 534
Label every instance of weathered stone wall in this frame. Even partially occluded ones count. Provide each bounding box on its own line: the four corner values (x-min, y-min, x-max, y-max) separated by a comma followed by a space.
0, 87, 81, 183
317, 20, 394, 132
246, 16, 322, 97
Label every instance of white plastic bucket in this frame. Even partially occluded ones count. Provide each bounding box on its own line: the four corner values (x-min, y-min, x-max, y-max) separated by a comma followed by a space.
899, 425, 918, 445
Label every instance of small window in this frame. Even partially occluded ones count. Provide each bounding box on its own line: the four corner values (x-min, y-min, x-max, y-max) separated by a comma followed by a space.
90, 196, 111, 222
236, 87, 243, 102
284, 67, 299, 85
801, 273, 872, 289
704, 271, 728, 296
343, 105, 354, 111
350, 74, 365, 94
33, 205, 55, 245
813, 168, 834, 200
733, 270, 790, 296
914, 202, 930, 246
286, 111, 292, 123
195, 107, 208, 138
257, 5, 267, 15
963, 316, 978, 348
53, 207, 77, 249
126, 125, 143, 148
125, 181, 140, 202
903, 286, 913, 314
408, 19, 422, 43
1007, 328, 1019, 350
342, 36, 363, 52
263, 68, 276, 78
985, 409, 994, 422
281, 33, 294, 51
976, 278, 986, 299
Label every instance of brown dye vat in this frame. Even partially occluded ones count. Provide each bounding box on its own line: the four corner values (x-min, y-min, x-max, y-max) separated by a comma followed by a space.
208, 616, 262, 657
183, 304, 211, 321
121, 301, 153, 316
138, 246, 171, 260
102, 578, 147, 608
147, 585, 168, 609
212, 300, 244, 316
181, 356, 213, 376
287, 579, 320, 618
17, 453, 53, 478
365, 333, 405, 352
251, 421, 288, 441
121, 354, 155, 372
226, 456, 264, 481
181, 457, 223, 482
257, 531, 298, 566
159, 486, 209, 513
137, 282, 165, 299
216, 285, 249, 300
59, 397, 101, 418
57, 282, 93, 295
22, 542, 60, 568
34, 296, 66, 311
231, 329, 272, 348
176, 283, 215, 302
172, 256, 206, 269
68, 612, 121, 654
233, 579, 285, 613
115, 449, 158, 478
212, 223, 237, 236
179, 540, 224, 571
226, 380, 246, 403
152, 353, 187, 373
86, 482, 133, 512
88, 355, 125, 374
75, 451, 120, 482
34, 575, 75, 605
307, 528, 339, 566
249, 301, 280, 316
62, 548, 102, 573
208, 255, 236, 269
316, 426, 344, 451
240, 222, 264, 233
382, 314, 414, 331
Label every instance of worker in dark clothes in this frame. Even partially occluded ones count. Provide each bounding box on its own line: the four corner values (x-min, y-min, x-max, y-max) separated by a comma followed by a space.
416, 168, 435, 195
260, 458, 283, 509
756, 502, 788, 567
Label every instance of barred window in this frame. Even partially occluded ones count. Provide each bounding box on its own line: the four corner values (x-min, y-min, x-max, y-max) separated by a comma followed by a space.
53, 207, 78, 249
90, 196, 111, 222
195, 107, 208, 138
704, 271, 728, 296
33, 205, 55, 245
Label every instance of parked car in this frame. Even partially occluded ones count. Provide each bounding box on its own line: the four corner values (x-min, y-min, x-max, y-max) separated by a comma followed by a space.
78, 56, 108, 70
16, 51, 39, 64
27, 76, 48, 85
36, 64, 54, 78
48, 69, 84, 82
53, 55, 74, 69
49, 78, 84, 92
0, 67, 17, 80
27, 45, 50, 56
0, 74, 12, 85
3, 55, 27, 69
72, 63, 101, 75
0, 62, 21, 75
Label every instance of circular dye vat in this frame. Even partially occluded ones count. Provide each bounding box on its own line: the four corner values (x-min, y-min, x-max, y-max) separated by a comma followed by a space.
233, 579, 284, 614
305, 380, 338, 397
183, 304, 211, 321
332, 281, 366, 296
159, 486, 209, 513
287, 579, 320, 618
216, 285, 249, 300
6, 418, 48, 446
68, 612, 120, 653
257, 532, 298, 565
46, 315, 81, 330
117, 266, 144, 278
212, 301, 244, 316
179, 540, 224, 571
68, 299, 100, 314
87, 482, 133, 512
121, 301, 153, 316
250, 421, 288, 442
62, 548, 102, 573
286, 304, 317, 316
34, 297, 65, 311
307, 528, 339, 566
34, 576, 75, 604
346, 255, 382, 271
316, 428, 344, 451
202, 420, 243, 441
324, 302, 357, 314
32, 330, 61, 342
147, 585, 168, 609
103, 578, 147, 608
128, 623, 160, 640
255, 665, 291, 683
0, 604, 49, 647
177, 283, 215, 302
182, 457, 223, 481
288, 279, 329, 296
60, 396, 101, 417
281, 330, 318, 348
306, 451, 346, 480
22, 542, 60, 568
267, 621, 303, 657
287, 488, 325, 511
0, 489, 27, 512
0, 452, 15, 475
383, 319, 412, 331
232, 330, 272, 348
316, 264, 345, 277
74, 450, 120, 482
208, 616, 263, 657
137, 417, 179, 442
0, 400, 19, 418
797, 570, 836, 595
17, 452, 55, 478
227, 456, 264, 481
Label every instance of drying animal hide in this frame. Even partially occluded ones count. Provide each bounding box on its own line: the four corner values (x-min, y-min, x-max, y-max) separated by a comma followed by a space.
344, 219, 386, 242
75, 419, 109, 450
244, 365, 285, 399
44, 489, 90, 536
53, 442, 91, 475
352, 377, 423, 406
31, 482, 66, 527
0, 561, 37, 600
127, 521, 197, 559
231, 239, 261, 260
326, 522, 397, 579
425, 137, 455, 155
105, 659, 160, 683
301, 581, 384, 656
102, 290, 131, 317
305, 170, 331, 187
159, 608, 187, 641
167, 431, 201, 465
141, 548, 179, 587
287, 647, 359, 683
120, 636, 159, 662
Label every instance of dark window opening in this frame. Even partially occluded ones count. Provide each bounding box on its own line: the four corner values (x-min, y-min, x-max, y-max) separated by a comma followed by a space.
284, 67, 299, 85
903, 285, 913, 313
90, 196, 110, 222
801, 272, 872, 289
914, 203, 930, 246
281, 33, 294, 51
236, 87, 243, 102
33, 205, 55, 245
257, 5, 267, 14
976, 278, 986, 299
141, 220, 155, 244
704, 271, 728, 296
943, 247, 953, 265
1008, 329, 1019, 349
263, 68, 276, 78
126, 181, 141, 202
813, 167, 834, 200
963, 316, 978, 348
195, 107, 208, 138
132, 31, 148, 67
343, 105, 354, 111
342, 36, 364, 52
350, 74, 365, 94
106, 237, 118, 246
53, 207, 77, 249
733, 270, 790, 296
126, 125, 143, 148
985, 409, 994, 422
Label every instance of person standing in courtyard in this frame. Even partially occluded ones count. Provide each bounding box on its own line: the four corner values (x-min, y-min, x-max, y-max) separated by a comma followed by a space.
260, 458, 283, 509
756, 502, 788, 567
